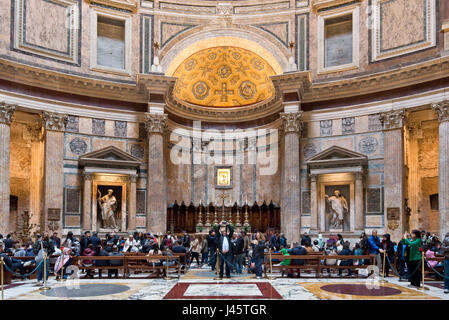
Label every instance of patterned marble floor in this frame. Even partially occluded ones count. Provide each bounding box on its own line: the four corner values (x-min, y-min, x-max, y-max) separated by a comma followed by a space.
2, 269, 448, 300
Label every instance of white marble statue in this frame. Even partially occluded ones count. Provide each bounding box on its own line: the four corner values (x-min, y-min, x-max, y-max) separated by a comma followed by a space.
325, 190, 348, 230
97, 189, 118, 229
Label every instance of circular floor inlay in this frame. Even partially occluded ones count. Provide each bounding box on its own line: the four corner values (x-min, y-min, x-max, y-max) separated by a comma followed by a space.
320, 284, 402, 296
40, 284, 130, 298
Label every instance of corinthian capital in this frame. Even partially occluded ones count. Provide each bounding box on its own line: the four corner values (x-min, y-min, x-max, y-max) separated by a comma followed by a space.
145, 113, 167, 134
379, 109, 406, 130
42, 111, 68, 132
280, 111, 304, 134
0, 102, 16, 125
431, 100, 449, 123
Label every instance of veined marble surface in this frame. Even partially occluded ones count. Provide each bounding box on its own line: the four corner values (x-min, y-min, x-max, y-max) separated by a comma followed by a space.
2, 268, 449, 300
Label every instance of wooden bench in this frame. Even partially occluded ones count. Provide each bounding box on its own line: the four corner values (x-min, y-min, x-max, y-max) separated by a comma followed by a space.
124, 255, 181, 279
72, 256, 126, 278
423, 256, 445, 280
264, 253, 375, 278
4, 255, 59, 280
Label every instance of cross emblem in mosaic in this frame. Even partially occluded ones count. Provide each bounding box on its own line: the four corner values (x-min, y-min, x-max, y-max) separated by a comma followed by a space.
215, 82, 234, 102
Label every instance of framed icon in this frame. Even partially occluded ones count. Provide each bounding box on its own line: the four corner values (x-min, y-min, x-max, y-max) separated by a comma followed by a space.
215, 166, 233, 189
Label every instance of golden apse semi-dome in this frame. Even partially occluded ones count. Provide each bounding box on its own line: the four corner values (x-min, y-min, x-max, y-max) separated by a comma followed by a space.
172, 46, 276, 108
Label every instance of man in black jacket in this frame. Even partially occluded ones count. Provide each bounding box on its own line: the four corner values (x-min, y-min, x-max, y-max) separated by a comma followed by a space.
80, 231, 91, 255
215, 221, 234, 279
208, 229, 218, 271
172, 239, 187, 266
90, 232, 101, 255
182, 232, 191, 249
287, 243, 307, 278
231, 233, 245, 273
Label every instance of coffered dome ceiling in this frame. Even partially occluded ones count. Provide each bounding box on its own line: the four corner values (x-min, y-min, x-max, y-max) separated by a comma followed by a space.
172, 46, 276, 108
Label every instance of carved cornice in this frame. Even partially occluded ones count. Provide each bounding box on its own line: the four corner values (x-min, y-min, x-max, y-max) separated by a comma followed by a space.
431, 100, 449, 123
145, 113, 168, 134
2, 55, 449, 119
304, 56, 449, 102
41, 111, 68, 132
379, 109, 406, 130
137, 74, 177, 100
280, 111, 304, 134
0, 102, 16, 125
85, 0, 138, 12
0, 58, 144, 103
271, 72, 312, 100
312, 0, 361, 11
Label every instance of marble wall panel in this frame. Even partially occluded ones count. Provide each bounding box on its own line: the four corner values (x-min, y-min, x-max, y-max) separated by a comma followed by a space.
79, 117, 92, 135
321, 136, 353, 151
366, 215, 383, 227
65, 135, 90, 158
65, 174, 81, 187
65, 215, 80, 227
356, 133, 383, 158
91, 138, 126, 151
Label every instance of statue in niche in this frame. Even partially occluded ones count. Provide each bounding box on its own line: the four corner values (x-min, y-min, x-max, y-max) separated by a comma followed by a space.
325, 190, 348, 230
97, 189, 118, 229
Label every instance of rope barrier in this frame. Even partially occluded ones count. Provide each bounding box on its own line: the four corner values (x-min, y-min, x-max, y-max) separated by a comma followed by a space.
2, 260, 44, 278
385, 255, 402, 278
424, 258, 449, 279
218, 252, 236, 270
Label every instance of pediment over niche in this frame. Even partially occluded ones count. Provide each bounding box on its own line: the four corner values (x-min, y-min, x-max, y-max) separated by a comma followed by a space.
79, 146, 141, 168
307, 145, 367, 170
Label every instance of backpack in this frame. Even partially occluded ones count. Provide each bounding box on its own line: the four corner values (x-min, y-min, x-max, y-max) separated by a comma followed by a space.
403, 244, 410, 262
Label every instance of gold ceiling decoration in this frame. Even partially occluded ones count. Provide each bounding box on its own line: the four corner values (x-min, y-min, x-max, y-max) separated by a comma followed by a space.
172, 46, 276, 108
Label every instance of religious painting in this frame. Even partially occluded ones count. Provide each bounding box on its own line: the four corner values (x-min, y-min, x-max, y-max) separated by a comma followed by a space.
215, 166, 233, 189
96, 185, 122, 230
324, 184, 350, 232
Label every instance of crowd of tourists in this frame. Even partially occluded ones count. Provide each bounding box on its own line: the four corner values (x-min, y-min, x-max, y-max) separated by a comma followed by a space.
0, 227, 448, 293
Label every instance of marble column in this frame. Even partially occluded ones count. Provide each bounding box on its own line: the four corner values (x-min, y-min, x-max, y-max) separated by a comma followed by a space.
310, 174, 318, 233
280, 111, 303, 245
355, 172, 364, 231
42, 111, 67, 234
407, 121, 422, 231
128, 174, 137, 231
431, 100, 449, 238
0, 103, 15, 235
145, 113, 167, 234
380, 109, 406, 240
27, 124, 44, 231
82, 173, 92, 231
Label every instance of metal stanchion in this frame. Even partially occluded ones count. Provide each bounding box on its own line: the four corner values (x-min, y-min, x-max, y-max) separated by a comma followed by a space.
214, 249, 221, 280
39, 252, 51, 291
418, 251, 429, 290
266, 248, 275, 280
1, 257, 4, 300
379, 251, 388, 283
164, 255, 170, 280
